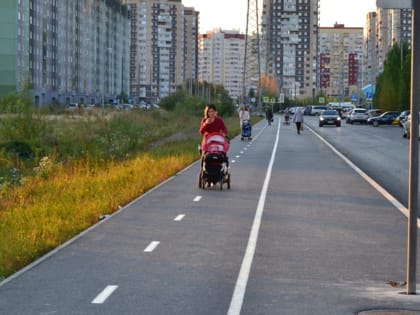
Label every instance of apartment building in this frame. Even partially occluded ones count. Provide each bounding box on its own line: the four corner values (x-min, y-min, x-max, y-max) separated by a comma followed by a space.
198, 29, 245, 100
261, 0, 319, 99
0, 0, 130, 106
183, 7, 199, 83
362, 8, 411, 87
363, 12, 377, 88
123, 0, 197, 103
319, 24, 363, 98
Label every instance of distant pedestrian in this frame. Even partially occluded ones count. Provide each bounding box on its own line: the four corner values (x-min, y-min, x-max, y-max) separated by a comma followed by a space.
238, 105, 250, 129
266, 106, 273, 125
292, 107, 304, 134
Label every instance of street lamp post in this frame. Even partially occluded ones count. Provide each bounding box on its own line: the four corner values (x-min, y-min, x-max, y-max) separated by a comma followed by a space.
377, 0, 418, 294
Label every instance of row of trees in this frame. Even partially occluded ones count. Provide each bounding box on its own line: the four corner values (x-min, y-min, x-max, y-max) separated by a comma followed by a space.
374, 41, 411, 112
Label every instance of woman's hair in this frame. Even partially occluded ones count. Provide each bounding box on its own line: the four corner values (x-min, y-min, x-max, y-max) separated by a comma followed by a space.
204, 104, 217, 118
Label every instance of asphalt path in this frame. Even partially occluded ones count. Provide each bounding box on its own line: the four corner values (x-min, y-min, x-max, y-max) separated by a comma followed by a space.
1, 116, 420, 314
304, 115, 410, 209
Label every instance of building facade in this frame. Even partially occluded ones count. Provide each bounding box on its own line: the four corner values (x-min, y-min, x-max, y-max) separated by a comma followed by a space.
319, 24, 363, 99
362, 8, 412, 88
261, 0, 319, 99
123, 0, 197, 103
0, 0, 130, 106
198, 29, 245, 101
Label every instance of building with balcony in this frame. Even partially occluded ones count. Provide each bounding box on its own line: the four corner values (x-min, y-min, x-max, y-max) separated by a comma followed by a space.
123, 0, 197, 103
261, 0, 319, 99
319, 23, 363, 99
0, 0, 130, 106
198, 29, 245, 100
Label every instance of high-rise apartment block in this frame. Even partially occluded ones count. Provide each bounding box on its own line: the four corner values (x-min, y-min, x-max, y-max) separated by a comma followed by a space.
0, 0, 130, 106
198, 29, 245, 101
261, 0, 319, 99
362, 8, 411, 87
318, 24, 363, 98
123, 0, 198, 103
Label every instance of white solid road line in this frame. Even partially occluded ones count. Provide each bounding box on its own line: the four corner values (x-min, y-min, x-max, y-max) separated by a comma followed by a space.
91, 285, 119, 304
308, 125, 420, 228
144, 241, 160, 252
227, 119, 281, 315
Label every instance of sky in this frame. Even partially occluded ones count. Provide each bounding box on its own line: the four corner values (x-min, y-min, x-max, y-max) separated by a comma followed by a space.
182, 0, 377, 33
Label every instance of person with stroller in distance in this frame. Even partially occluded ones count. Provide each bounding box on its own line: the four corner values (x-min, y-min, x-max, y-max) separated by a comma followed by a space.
292, 107, 304, 134
238, 105, 250, 129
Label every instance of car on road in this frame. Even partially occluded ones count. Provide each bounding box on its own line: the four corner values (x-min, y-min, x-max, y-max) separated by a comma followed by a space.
347, 108, 369, 124
318, 110, 341, 127
308, 105, 329, 116
367, 109, 381, 117
367, 111, 401, 127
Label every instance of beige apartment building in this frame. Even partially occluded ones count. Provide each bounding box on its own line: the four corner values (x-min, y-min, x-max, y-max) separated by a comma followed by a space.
198, 29, 246, 101
319, 24, 363, 99
122, 0, 198, 103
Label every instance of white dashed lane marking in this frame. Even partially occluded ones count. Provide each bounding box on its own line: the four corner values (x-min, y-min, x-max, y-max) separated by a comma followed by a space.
193, 196, 202, 202
174, 214, 185, 221
144, 241, 160, 252
91, 285, 119, 304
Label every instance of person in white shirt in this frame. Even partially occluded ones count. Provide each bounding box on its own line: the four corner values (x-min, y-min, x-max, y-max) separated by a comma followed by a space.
238, 105, 250, 129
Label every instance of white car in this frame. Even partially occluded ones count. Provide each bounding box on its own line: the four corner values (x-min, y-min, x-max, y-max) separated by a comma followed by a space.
347, 108, 369, 124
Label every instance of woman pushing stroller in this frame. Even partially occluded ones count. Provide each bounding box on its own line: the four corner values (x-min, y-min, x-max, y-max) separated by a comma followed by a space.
198, 104, 231, 189
199, 104, 228, 149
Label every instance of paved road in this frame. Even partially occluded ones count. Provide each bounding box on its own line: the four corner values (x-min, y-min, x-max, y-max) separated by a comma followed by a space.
1, 117, 420, 314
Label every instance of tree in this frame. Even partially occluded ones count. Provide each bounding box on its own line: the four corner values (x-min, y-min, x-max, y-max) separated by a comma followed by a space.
374, 41, 410, 111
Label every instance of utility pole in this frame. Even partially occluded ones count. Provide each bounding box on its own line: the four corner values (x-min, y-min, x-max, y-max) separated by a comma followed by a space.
377, 0, 417, 295
243, 0, 262, 112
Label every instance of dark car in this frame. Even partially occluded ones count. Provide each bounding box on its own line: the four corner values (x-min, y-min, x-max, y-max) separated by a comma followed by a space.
367, 111, 401, 127
319, 110, 341, 127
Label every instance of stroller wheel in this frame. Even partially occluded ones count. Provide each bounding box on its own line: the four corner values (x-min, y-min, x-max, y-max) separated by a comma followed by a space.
198, 173, 202, 189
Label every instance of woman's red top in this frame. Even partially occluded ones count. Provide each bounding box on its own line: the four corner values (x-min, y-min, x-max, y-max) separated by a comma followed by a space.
199, 116, 227, 136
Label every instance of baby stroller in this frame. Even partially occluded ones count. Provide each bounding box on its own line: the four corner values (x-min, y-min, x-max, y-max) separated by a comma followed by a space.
198, 132, 231, 190
283, 112, 290, 125
241, 120, 252, 141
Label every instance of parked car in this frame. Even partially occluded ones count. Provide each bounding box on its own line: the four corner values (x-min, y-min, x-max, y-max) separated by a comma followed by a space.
367, 109, 381, 117
308, 105, 329, 116
122, 104, 134, 110
318, 110, 341, 127
347, 108, 369, 124
402, 113, 420, 139
67, 103, 79, 110
367, 111, 401, 126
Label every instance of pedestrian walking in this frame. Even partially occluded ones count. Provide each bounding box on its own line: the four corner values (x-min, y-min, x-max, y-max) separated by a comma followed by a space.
292, 107, 304, 134
266, 106, 273, 125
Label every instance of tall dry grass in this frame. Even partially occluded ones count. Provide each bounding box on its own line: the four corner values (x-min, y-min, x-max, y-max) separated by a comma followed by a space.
0, 143, 197, 279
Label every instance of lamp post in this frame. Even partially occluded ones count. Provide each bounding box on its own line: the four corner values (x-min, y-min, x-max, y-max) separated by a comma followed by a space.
377, 0, 417, 294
